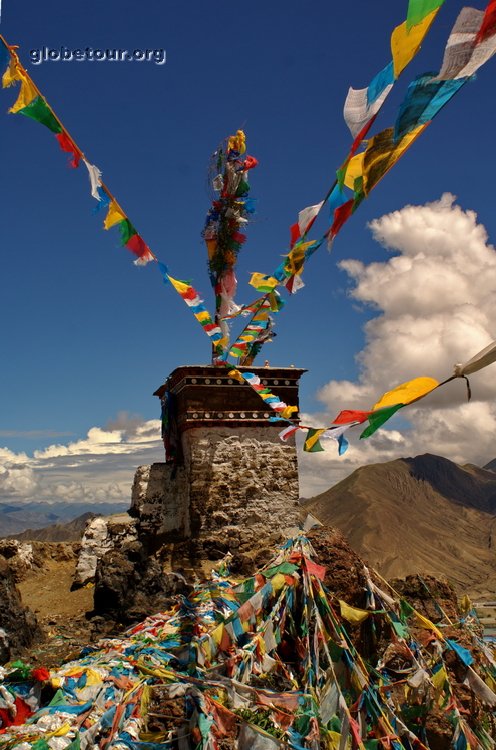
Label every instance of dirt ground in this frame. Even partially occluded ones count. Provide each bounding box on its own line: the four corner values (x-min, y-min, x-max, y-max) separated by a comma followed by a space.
17, 555, 96, 667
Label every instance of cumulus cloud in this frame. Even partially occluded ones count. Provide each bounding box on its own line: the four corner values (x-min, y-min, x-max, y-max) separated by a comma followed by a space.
0, 417, 164, 506
298, 195, 496, 496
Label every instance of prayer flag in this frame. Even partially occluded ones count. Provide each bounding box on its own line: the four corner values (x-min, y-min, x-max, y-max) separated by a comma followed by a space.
391, 9, 439, 78
104, 201, 126, 230
362, 124, 427, 195
339, 600, 371, 625
56, 131, 81, 168
304, 428, 326, 453
372, 376, 439, 410
17, 96, 61, 133
83, 159, 103, 200
360, 404, 404, 439
406, 0, 445, 30
9, 75, 37, 113
394, 75, 466, 141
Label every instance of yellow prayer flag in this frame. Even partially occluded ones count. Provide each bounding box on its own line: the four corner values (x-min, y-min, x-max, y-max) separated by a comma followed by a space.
339, 600, 371, 625
9, 76, 37, 113
195, 310, 211, 323
414, 611, 443, 640
249, 272, 279, 292
47, 722, 72, 738
325, 731, 349, 750
459, 594, 472, 616
343, 152, 365, 191
103, 201, 126, 230
211, 623, 224, 645
391, 9, 438, 78
85, 668, 104, 685
285, 240, 314, 276
271, 573, 287, 592
228, 369, 245, 383
431, 665, 447, 690
280, 405, 298, 420
2, 59, 18, 88
372, 377, 439, 411
363, 124, 428, 196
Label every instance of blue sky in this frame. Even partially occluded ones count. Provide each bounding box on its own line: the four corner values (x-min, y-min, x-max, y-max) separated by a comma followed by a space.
1, 0, 496, 503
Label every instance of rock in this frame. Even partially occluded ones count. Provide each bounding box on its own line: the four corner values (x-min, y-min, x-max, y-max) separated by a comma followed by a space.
93, 541, 191, 624
72, 513, 139, 589
0, 540, 35, 582
0, 556, 42, 663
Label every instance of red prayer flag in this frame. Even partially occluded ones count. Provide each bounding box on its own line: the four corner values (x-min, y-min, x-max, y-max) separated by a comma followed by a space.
244, 155, 258, 170
125, 233, 154, 262
332, 409, 371, 425
350, 114, 377, 156
476, 0, 496, 43
303, 557, 327, 581
55, 131, 81, 168
289, 222, 301, 249
329, 199, 353, 237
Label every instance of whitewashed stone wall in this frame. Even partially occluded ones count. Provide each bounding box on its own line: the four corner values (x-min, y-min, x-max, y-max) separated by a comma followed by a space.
181, 426, 301, 550
130, 463, 190, 541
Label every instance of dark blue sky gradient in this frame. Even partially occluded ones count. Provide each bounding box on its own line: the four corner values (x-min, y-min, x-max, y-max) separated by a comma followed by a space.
1, 0, 495, 453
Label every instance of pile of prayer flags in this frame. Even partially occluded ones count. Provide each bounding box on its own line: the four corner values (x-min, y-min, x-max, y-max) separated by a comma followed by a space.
1, 529, 496, 749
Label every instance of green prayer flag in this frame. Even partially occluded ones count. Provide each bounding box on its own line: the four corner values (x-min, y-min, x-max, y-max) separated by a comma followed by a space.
31, 741, 50, 750
66, 735, 81, 750
391, 620, 410, 639
18, 96, 62, 134
406, 0, 444, 30
304, 428, 325, 452
49, 688, 68, 707
360, 404, 403, 439
263, 562, 298, 577
118, 219, 137, 245
400, 599, 415, 619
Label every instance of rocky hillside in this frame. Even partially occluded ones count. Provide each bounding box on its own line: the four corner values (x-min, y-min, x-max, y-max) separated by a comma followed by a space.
306, 453, 496, 596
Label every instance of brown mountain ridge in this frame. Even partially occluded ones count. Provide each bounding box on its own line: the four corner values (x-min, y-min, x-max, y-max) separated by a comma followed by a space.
306, 453, 496, 598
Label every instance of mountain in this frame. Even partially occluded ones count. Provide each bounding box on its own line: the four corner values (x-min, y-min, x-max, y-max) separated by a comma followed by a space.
305, 453, 496, 596
9, 512, 97, 542
484, 458, 496, 473
0, 502, 128, 538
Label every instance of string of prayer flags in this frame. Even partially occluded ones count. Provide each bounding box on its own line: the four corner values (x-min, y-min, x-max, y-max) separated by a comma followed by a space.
0, 37, 155, 268
229, 369, 298, 421
165, 273, 226, 348
222, 296, 281, 363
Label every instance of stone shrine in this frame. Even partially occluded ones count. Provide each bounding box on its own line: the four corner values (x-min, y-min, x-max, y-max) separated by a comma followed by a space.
74, 365, 306, 590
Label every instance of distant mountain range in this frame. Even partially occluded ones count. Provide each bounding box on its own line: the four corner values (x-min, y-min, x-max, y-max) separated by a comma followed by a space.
0, 502, 128, 538
8, 512, 99, 542
305, 453, 496, 597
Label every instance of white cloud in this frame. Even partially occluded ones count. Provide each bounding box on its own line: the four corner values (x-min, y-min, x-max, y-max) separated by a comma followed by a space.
298, 195, 496, 496
0, 417, 164, 506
